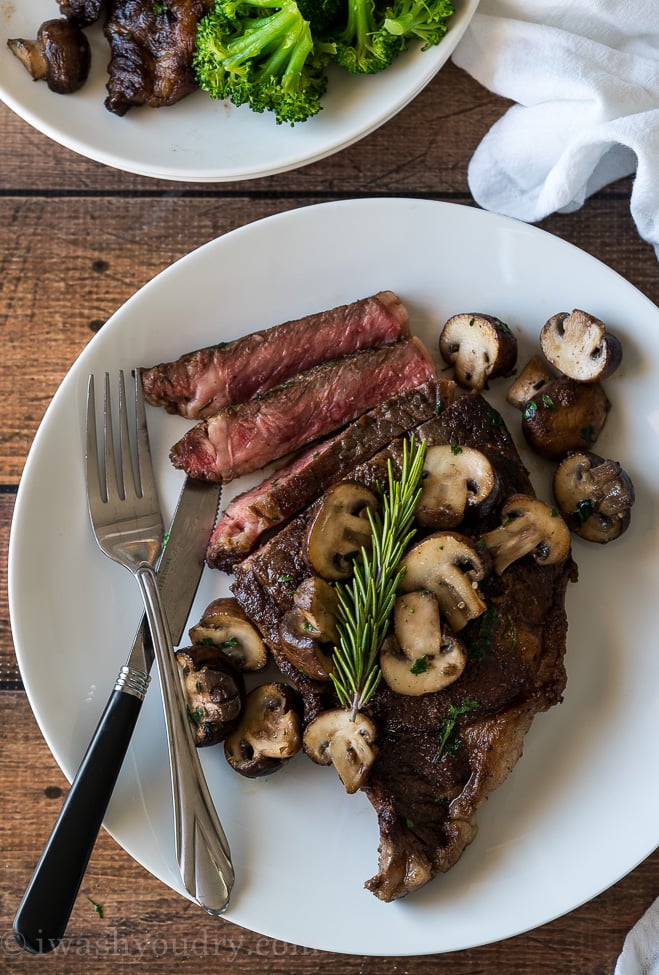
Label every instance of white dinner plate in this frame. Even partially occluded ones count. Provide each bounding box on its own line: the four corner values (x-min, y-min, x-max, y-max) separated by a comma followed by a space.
9, 199, 659, 955
0, 1, 478, 181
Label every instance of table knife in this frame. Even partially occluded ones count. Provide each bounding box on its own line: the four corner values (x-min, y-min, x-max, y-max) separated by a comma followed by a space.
13, 476, 222, 954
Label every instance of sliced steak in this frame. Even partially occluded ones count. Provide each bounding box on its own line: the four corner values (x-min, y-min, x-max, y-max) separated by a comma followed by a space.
104, 0, 212, 115
231, 392, 577, 901
169, 338, 436, 484
206, 379, 455, 571
142, 291, 410, 419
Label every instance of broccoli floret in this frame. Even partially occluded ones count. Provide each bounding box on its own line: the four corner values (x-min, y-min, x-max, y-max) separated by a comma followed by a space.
194, 0, 332, 125
332, 0, 403, 74
383, 0, 454, 50
297, 0, 343, 34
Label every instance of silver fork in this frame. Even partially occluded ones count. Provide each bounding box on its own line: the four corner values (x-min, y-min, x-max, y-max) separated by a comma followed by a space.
85, 370, 234, 915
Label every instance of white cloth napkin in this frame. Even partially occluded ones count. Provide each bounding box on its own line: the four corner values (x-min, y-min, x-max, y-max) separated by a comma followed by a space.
615, 897, 659, 975
450, 0, 659, 260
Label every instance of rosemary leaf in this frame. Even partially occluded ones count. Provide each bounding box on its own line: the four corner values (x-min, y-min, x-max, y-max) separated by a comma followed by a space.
330, 436, 428, 719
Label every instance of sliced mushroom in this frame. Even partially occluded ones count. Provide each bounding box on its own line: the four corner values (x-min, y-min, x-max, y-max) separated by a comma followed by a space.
398, 531, 490, 632
306, 482, 378, 580
521, 377, 610, 460
480, 494, 571, 574
276, 576, 339, 681
224, 682, 302, 778
175, 645, 245, 748
540, 309, 622, 382
303, 709, 377, 794
293, 576, 339, 643
379, 593, 468, 695
189, 597, 268, 671
7, 18, 91, 94
438, 313, 518, 391
415, 444, 497, 529
553, 451, 635, 543
506, 355, 556, 410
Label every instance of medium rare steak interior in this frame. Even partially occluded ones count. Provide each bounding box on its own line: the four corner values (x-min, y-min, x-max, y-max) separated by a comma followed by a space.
207, 378, 455, 570
231, 391, 577, 901
142, 291, 411, 420
169, 338, 436, 483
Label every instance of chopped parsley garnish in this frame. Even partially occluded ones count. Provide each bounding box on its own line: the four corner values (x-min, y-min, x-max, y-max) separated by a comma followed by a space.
87, 896, 104, 919
410, 655, 429, 675
574, 498, 594, 523
436, 697, 481, 760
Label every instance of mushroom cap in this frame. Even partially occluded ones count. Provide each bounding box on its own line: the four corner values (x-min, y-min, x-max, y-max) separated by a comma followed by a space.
506, 354, 556, 410
306, 481, 378, 580
540, 309, 622, 383
278, 609, 335, 682
481, 494, 571, 574
175, 645, 245, 747
8, 18, 91, 94
303, 709, 377, 794
189, 597, 268, 671
381, 615, 467, 696
292, 576, 339, 644
438, 313, 518, 391
399, 531, 490, 631
224, 682, 303, 778
521, 377, 610, 460
553, 451, 635, 543
415, 443, 498, 529
276, 576, 338, 681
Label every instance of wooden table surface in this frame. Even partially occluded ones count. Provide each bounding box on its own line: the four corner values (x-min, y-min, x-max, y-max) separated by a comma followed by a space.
1, 54, 658, 975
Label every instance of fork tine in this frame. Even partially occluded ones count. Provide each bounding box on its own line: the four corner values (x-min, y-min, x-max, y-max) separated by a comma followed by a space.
117, 370, 137, 501
85, 374, 103, 507
133, 369, 157, 504
103, 371, 123, 504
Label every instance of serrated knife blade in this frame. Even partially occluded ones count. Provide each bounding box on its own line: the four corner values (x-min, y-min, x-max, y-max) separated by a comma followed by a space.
14, 476, 222, 954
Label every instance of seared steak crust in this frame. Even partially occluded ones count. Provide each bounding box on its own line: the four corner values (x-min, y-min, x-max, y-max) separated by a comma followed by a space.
207, 379, 455, 570
142, 291, 410, 420
232, 392, 577, 900
104, 0, 212, 115
169, 339, 436, 484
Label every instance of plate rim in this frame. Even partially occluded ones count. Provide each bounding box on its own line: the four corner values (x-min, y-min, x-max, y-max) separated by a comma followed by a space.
0, 0, 479, 182
9, 197, 659, 955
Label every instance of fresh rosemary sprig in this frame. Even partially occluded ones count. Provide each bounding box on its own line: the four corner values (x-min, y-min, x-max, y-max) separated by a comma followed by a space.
330, 436, 428, 721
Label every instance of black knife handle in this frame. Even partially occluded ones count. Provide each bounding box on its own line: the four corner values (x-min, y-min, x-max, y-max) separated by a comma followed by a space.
13, 677, 147, 954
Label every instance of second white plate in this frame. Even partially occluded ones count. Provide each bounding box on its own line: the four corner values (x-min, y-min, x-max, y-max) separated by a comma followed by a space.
0, 1, 478, 180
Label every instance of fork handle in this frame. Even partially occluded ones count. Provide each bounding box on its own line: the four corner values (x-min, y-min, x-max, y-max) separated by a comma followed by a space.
136, 565, 234, 915
13, 675, 147, 953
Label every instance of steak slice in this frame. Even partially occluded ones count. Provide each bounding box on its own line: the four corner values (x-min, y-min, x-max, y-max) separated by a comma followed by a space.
104, 0, 212, 115
231, 392, 577, 901
206, 379, 455, 571
142, 291, 410, 420
169, 338, 436, 484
